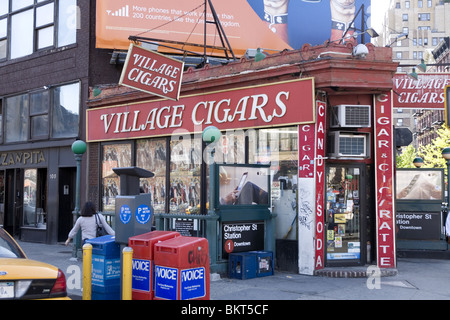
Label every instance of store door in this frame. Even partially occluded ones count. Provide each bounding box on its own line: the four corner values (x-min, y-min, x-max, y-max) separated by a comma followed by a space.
4, 169, 23, 237
325, 164, 366, 266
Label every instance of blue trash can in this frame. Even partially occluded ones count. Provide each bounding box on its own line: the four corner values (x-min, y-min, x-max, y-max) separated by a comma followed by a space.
86, 235, 121, 300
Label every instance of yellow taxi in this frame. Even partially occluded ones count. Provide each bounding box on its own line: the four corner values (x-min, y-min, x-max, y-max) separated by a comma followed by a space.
0, 227, 70, 300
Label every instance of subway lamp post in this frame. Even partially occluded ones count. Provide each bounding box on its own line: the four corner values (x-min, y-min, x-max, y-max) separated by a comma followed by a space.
413, 157, 424, 168
71, 140, 87, 259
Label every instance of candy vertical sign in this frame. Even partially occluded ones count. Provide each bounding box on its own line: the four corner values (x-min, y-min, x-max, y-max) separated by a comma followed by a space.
314, 101, 326, 270
374, 92, 396, 268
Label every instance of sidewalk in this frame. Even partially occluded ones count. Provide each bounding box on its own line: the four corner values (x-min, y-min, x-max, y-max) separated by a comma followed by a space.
16, 240, 450, 300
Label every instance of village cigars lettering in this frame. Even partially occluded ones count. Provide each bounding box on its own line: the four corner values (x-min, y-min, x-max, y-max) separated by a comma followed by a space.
119, 43, 184, 101
393, 73, 450, 109
87, 78, 315, 142
374, 92, 396, 268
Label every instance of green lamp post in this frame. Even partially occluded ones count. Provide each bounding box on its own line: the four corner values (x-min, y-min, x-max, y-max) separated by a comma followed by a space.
413, 157, 424, 168
71, 140, 87, 259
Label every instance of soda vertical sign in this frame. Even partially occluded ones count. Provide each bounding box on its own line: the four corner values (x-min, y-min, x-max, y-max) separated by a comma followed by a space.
374, 93, 396, 268
314, 101, 326, 270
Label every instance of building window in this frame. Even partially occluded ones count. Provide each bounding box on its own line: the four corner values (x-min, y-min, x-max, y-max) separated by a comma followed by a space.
396, 51, 402, 59
51, 82, 80, 138
0, 0, 77, 61
402, 14, 408, 21
418, 13, 431, 21
4, 82, 80, 143
418, 0, 423, 8
405, 1, 410, 8
427, 0, 432, 7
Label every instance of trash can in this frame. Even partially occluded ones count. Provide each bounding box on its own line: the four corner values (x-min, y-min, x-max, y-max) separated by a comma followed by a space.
153, 236, 210, 300
128, 231, 181, 300
86, 235, 121, 300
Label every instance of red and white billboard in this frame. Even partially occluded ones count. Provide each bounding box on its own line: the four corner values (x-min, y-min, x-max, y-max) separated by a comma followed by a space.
374, 92, 396, 269
119, 43, 184, 101
393, 73, 450, 109
87, 78, 315, 142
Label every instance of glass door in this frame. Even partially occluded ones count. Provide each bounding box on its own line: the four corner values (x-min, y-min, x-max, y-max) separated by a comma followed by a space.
325, 164, 365, 266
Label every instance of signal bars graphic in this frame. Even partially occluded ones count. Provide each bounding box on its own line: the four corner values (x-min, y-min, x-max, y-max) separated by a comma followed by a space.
107, 5, 129, 17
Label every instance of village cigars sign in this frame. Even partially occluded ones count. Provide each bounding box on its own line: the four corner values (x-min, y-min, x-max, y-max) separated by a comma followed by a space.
393, 73, 450, 109
87, 78, 315, 142
374, 92, 396, 269
119, 43, 184, 101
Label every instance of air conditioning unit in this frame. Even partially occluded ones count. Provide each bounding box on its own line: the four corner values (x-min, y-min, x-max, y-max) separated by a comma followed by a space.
327, 131, 369, 158
330, 105, 371, 128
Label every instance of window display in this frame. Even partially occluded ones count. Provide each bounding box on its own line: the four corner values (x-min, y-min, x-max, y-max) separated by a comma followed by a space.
325, 166, 361, 262
169, 135, 202, 214
102, 143, 132, 212
137, 139, 167, 213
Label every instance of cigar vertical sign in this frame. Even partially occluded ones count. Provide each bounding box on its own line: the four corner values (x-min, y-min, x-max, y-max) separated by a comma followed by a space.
374, 92, 396, 269
119, 43, 184, 101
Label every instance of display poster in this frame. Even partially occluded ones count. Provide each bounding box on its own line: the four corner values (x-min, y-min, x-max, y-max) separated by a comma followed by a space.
96, 0, 372, 57
395, 170, 443, 201
218, 166, 270, 206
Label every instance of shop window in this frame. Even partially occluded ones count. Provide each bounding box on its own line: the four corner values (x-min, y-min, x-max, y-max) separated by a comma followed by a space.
249, 127, 299, 240
136, 138, 167, 214
2, 0, 77, 60
169, 135, 202, 214
102, 144, 132, 212
23, 168, 47, 229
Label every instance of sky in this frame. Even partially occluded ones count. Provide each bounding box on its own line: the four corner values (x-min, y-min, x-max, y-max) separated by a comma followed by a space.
371, 0, 391, 32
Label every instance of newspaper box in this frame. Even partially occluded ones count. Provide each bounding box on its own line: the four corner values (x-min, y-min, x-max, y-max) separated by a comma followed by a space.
153, 236, 209, 300
86, 235, 121, 300
128, 231, 181, 300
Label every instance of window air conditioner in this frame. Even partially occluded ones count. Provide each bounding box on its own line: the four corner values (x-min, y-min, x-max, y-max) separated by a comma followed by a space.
327, 131, 369, 158
330, 105, 371, 128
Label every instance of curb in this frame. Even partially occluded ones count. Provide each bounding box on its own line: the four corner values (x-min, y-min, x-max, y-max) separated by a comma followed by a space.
314, 267, 398, 278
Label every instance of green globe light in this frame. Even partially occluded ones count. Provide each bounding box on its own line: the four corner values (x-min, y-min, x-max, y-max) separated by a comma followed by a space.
72, 140, 87, 155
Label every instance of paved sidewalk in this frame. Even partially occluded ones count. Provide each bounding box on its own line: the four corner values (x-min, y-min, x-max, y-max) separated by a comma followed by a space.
16, 240, 450, 300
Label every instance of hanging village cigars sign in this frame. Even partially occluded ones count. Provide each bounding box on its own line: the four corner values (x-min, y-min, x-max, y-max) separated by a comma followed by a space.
87, 78, 315, 142
119, 43, 184, 101
393, 73, 450, 109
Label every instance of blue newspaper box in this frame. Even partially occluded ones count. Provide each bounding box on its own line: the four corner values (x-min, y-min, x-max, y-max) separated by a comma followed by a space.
86, 235, 121, 300
248, 251, 274, 277
228, 252, 257, 280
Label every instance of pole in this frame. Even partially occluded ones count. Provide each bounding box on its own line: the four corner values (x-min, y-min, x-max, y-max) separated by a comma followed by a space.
72, 153, 83, 258
82, 243, 92, 300
122, 247, 133, 300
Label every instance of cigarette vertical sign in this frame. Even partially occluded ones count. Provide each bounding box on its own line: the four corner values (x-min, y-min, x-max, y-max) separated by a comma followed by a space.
119, 43, 184, 101
446, 85, 450, 128
374, 92, 396, 269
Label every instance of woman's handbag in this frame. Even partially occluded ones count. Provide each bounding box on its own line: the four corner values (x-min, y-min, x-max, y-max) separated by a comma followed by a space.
95, 214, 108, 237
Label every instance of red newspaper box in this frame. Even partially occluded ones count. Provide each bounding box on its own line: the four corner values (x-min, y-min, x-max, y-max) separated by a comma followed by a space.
154, 236, 210, 300
129, 231, 180, 300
